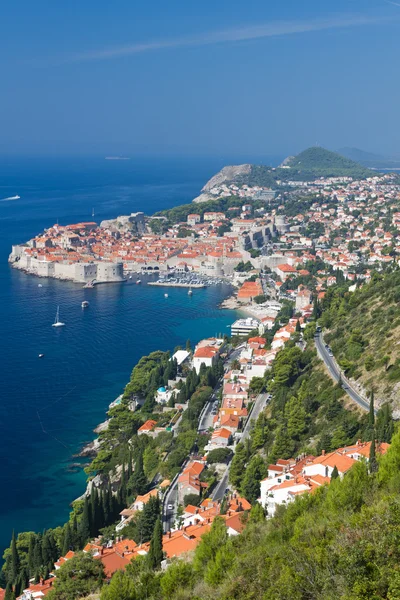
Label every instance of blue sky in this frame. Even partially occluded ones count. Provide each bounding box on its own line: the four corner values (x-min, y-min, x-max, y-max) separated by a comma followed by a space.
1, 0, 399, 158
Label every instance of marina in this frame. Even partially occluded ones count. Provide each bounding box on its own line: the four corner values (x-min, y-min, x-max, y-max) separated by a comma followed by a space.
149, 281, 205, 288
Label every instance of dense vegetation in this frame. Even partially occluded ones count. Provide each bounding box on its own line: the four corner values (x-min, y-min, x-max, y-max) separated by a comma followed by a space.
228, 342, 379, 506
231, 147, 373, 189
321, 269, 400, 408
285, 147, 374, 179
0, 349, 224, 595
39, 336, 398, 600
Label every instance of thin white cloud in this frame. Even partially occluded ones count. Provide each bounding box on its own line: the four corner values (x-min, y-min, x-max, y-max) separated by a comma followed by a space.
61, 14, 389, 63
384, 0, 400, 6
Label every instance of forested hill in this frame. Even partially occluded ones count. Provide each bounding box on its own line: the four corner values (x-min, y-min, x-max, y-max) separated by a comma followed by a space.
196, 147, 374, 195
284, 146, 375, 179
321, 270, 400, 414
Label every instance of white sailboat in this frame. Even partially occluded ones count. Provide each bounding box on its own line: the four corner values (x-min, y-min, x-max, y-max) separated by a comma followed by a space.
52, 306, 65, 327
92, 207, 95, 217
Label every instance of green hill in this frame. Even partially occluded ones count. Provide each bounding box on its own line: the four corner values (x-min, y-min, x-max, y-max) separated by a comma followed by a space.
284, 146, 374, 179
226, 147, 375, 189
321, 270, 400, 413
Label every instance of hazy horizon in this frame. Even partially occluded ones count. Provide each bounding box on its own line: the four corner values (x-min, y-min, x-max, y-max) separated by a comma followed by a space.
1, 0, 400, 157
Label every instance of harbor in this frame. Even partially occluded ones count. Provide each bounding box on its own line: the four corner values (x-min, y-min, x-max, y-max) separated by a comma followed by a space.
148, 281, 205, 288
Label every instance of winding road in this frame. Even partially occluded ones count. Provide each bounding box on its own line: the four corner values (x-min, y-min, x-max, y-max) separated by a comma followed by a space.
315, 331, 372, 413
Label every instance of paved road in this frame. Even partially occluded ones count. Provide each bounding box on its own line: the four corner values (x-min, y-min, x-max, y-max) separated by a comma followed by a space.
315, 331, 371, 413
211, 392, 270, 501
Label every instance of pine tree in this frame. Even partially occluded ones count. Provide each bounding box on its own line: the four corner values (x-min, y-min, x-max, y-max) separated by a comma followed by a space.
62, 523, 72, 556
131, 452, 147, 496
369, 390, 375, 428
72, 514, 79, 548
147, 518, 163, 570
90, 487, 103, 536
219, 496, 228, 515
79, 496, 91, 546
296, 319, 301, 333
369, 436, 378, 473
14, 576, 22, 598
41, 531, 52, 567
33, 534, 42, 573
241, 455, 266, 504
4, 582, 15, 600
10, 531, 20, 584
331, 465, 339, 479
376, 403, 394, 443
186, 339, 192, 353
28, 534, 36, 575
229, 443, 246, 490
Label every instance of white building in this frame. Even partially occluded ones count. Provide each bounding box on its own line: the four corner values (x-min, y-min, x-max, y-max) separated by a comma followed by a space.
231, 317, 261, 337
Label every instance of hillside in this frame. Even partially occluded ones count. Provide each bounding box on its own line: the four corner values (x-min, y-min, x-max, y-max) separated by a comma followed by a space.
284, 146, 374, 179
320, 271, 400, 415
338, 146, 400, 169
194, 147, 374, 199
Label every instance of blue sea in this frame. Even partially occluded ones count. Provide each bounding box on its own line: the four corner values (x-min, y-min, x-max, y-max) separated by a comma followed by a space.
0, 156, 239, 555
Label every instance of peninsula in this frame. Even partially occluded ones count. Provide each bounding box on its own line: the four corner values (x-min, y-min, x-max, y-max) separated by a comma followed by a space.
9, 147, 394, 287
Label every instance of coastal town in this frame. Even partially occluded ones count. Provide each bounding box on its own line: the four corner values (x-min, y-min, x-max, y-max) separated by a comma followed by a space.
3, 158, 400, 599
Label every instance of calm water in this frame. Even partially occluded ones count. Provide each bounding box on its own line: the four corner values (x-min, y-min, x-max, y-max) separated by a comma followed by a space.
0, 156, 238, 554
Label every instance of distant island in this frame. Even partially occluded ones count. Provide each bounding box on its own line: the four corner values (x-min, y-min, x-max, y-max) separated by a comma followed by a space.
105, 156, 131, 160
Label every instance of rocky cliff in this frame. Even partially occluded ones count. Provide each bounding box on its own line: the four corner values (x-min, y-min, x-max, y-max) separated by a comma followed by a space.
202, 164, 251, 191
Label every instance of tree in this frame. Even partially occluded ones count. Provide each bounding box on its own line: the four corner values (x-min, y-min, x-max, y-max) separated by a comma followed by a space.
369, 436, 378, 473
131, 452, 147, 496
206, 448, 232, 464
186, 339, 192, 353
286, 396, 306, 440
10, 531, 19, 584
136, 496, 161, 544
183, 493, 201, 507
271, 426, 294, 461
160, 560, 194, 598
78, 496, 91, 547
229, 443, 246, 490
241, 455, 266, 504
4, 583, 15, 600
193, 517, 228, 573
249, 502, 266, 523
174, 504, 185, 529
376, 403, 394, 443
101, 570, 137, 600
331, 465, 339, 479
147, 518, 163, 570
46, 552, 105, 600
62, 524, 72, 556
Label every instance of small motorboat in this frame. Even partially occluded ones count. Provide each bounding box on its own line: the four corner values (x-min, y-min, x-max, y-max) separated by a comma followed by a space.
82, 301, 89, 308
38, 354, 44, 358
164, 293, 169, 298
129, 275, 132, 279
136, 279, 141, 284
38, 284, 43, 288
